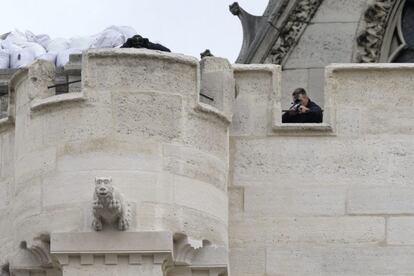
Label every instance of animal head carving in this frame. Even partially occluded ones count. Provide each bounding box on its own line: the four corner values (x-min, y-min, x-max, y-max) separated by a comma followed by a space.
94, 177, 114, 199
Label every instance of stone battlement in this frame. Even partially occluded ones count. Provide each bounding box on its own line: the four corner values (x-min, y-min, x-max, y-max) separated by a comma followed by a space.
0, 49, 414, 275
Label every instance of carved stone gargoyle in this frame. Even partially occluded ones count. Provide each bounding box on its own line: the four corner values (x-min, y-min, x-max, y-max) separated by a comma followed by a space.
92, 177, 132, 231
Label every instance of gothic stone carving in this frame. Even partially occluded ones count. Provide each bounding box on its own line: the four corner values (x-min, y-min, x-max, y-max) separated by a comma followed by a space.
267, 0, 324, 64
356, 0, 398, 62
92, 177, 132, 231
20, 233, 54, 268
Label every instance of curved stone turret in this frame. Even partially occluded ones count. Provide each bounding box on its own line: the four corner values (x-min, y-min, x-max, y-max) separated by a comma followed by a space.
3, 49, 234, 275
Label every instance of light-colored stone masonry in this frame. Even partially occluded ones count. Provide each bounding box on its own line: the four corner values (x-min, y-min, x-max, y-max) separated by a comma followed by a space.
0, 49, 233, 275
229, 63, 414, 275
0, 49, 413, 275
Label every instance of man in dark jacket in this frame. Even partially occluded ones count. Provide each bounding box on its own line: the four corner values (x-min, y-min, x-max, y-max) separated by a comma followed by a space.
121, 35, 171, 52
282, 88, 323, 123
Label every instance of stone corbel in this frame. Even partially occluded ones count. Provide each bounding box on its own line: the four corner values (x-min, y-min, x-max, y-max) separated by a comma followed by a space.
9, 234, 60, 276
20, 234, 54, 268
171, 234, 228, 275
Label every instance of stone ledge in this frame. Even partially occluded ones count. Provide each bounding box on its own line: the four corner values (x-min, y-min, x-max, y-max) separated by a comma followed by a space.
233, 64, 281, 73
272, 123, 334, 136
30, 92, 85, 111
85, 48, 199, 67
51, 231, 173, 254
195, 103, 232, 124
327, 63, 414, 73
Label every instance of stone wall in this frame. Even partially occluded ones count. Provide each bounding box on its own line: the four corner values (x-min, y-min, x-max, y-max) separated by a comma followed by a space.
281, 0, 369, 109
0, 49, 233, 275
0, 119, 14, 265
229, 63, 414, 275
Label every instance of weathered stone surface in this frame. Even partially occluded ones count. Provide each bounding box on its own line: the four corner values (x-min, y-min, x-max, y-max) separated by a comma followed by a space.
113, 92, 183, 140
266, 245, 414, 275
229, 247, 265, 276
231, 65, 280, 137
347, 186, 414, 215
244, 184, 346, 216
230, 216, 385, 247
312, 0, 369, 23
388, 217, 414, 245
229, 64, 414, 275
285, 23, 357, 69
4, 50, 232, 275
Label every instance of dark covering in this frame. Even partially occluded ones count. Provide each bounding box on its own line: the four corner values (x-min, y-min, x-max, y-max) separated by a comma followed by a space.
282, 99, 323, 123
121, 35, 171, 52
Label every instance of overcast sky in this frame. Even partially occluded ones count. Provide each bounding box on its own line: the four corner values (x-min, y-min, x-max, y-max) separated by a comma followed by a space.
0, 0, 268, 62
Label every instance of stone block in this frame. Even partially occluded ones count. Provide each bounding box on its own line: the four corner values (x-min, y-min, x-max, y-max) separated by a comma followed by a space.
229, 247, 265, 276
388, 217, 414, 245
174, 175, 228, 223
51, 231, 173, 253
183, 112, 228, 160
285, 23, 357, 69
347, 186, 414, 215
113, 92, 182, 141
312, 0, 369, 23
231, 69, 274, 136
266, 245, 414, 275
230, 217, 385, 247
232, 137, 393, 185
56, 150, 161, 173
12, 208, 83, 243
244, 184, 346, 216
136, 202, 228, 246
12, 181, 42, 224
228, 186, 244, 213
42, 172, 93, 208
84, 49, 198, 97
41, 104, 112, 147
162, 144, 227, 191
0, 131, 14, 179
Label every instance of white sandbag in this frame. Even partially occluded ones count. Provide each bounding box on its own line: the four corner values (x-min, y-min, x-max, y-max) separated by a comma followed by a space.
35, 34, 51, 49
25, 30, 36, 42
56, 48, 82, 67
4, 29, 28, 48
24, 42, 46, 58
10, 48, 36, 69
46, 38, 69, 52
105, 25, 137, 40
69, 35, 97, 50
0, 49, 9, 69
25, 30, 50, 48
38, 51, 58, 64
1, 39, 22, 52
92, 29, 125, 48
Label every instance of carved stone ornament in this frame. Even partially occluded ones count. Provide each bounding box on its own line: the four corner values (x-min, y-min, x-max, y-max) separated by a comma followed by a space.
355, 0, 398, 62
92, 177, 132, 231
20, 233, 54, 267
266, 0, 324, 64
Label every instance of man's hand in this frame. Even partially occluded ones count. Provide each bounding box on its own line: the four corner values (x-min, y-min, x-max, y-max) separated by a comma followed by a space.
298, 105, 309, 113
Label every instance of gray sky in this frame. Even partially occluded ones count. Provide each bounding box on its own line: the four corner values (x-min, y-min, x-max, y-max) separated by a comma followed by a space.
0, 0, 268, 62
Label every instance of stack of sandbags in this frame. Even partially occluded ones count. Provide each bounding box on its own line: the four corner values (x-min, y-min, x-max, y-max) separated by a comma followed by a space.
1, 30, 47, 69
0, 25, 138, 69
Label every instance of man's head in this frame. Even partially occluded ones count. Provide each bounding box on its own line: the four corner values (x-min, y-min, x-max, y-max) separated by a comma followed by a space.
292, 88, 309, 106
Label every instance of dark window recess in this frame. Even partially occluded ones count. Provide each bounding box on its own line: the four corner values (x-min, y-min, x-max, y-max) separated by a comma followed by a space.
394, 0, 414, 62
